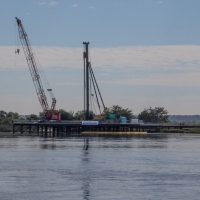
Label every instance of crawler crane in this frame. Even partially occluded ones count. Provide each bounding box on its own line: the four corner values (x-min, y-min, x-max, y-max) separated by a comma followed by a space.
15, 17, 60, 120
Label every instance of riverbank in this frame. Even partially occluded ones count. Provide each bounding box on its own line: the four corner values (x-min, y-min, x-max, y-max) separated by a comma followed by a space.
160, 128, 200, 133
0, 124, 12, 132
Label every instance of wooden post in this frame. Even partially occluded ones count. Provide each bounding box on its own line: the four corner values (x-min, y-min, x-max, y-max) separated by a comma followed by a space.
21, 125, 23, 135
41, 126, 43, 136
57, 127, 59, 136
12, 125, 15, 136
37, 125, 39, 136
78, 126, 81, 133
52, 127, 55, 137
29, 125, 31, 135
45, 126, 47, 137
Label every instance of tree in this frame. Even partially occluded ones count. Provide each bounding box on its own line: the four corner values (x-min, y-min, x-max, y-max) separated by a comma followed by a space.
7, 112, 19, 119
138, 107, 169, 123
74, 110, 85, 120
58, 109, 74, 120
0, 110, 7, 120
26, 114, 39, 120
1, 118, 12, 125
109, 105, 134, 120
39, 112, 45, 119
74, 110, 94, 120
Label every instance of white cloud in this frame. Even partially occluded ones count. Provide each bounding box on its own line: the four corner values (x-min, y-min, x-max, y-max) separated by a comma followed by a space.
106, 72, 200, 87
89, 6, 94, 9
49, 2, 58, 6
1, 45, 200, 88
2, 45, 200, 70
71, 4, 78, 7
55, 82, 80, 86
158, 1, 162, 3
38, 2, 57, 6
0, 94, 41, 114
38, 2, 47, 5
3, 45, 200, 114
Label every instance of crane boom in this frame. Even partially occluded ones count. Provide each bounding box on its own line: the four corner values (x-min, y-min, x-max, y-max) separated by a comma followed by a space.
15, 17, 58, 120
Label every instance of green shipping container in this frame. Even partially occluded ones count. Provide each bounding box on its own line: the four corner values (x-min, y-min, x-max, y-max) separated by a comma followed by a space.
106, 114, 115, 119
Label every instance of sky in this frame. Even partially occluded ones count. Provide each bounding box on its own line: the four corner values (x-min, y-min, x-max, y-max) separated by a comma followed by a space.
1, 0, 200, 115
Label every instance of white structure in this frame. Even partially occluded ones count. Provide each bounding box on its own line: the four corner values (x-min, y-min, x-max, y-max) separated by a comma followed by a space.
82, 121, 99, 125
131, 119, 139, 124
130, 119, 144, 124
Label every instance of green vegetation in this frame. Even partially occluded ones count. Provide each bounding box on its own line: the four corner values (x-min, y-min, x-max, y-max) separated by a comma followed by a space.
108, 105, 134, 120
0, 105, 133, 132
73, 110, 94, 120
26, 114, 40, 120
57, 109, 74, 120
2, 105, 200, 133
161, 128, 200, 133
0, 110, 19, 132
138, 107, 169, 123
55, 109, 94, 120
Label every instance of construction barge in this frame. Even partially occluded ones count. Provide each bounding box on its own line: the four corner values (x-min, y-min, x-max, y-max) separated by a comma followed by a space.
14, 18, 194, 137
12, 121, 199, 137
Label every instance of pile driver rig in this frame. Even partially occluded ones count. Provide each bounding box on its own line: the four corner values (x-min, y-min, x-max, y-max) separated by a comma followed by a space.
83, 42, 108, 120
15, 17, 60, 120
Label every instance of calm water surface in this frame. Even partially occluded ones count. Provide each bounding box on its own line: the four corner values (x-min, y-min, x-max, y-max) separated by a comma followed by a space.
0, 133, 200, 200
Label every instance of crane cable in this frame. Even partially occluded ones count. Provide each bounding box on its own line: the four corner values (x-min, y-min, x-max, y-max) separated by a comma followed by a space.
90, 65, 105, 108
89, 64, 101, 114
15, 21, 16, 67
15, 22, 18, 67
91, 95, 97, 114
15, 22, 53, 100
31, 45, 55, 100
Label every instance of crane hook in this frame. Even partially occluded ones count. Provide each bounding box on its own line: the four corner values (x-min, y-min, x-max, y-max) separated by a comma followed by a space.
15, 49, 20, 54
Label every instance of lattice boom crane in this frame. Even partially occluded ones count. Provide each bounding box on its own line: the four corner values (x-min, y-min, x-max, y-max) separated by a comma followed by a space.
15, 17, 60, 120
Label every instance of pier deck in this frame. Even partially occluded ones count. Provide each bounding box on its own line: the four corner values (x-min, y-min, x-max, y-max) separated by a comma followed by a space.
11, 121, 200, 136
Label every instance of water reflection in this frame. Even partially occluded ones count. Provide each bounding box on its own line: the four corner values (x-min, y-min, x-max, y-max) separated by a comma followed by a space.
84, 137, 90, 150
40, 143, 57, 150
82, 179, 90, 200
82, 137, 91, 200
39, 138, 57, 150
98, 133, 169, 140
1, 133, 200, 199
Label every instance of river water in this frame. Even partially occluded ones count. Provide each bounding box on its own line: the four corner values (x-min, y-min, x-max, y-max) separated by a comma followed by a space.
0, 133, 200, 200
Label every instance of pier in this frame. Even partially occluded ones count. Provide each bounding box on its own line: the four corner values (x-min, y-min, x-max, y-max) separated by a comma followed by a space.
12, 121, 200, 136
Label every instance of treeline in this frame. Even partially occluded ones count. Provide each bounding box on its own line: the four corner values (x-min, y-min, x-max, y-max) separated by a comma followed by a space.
58, 105, 134, 120
0, 111, 19, 132
57, 106, 169, 123
22, 105, 134, 121
138, 107, 169, 123
0, 106, 169, 132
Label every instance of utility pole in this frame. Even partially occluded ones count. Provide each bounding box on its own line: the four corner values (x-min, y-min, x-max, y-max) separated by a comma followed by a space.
83, 42, 90, 120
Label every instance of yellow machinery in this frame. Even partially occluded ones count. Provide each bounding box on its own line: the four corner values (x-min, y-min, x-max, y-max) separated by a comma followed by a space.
93, 107, 108, 121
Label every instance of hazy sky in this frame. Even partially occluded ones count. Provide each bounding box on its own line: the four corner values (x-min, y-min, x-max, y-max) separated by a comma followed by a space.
1, 0, 200, 115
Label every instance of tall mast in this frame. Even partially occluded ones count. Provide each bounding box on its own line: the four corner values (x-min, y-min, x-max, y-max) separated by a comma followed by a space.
83, 42, 90, 120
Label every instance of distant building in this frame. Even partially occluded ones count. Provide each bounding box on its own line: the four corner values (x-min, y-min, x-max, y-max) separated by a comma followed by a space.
18, 115, 27, 119
168, 115, 200, 123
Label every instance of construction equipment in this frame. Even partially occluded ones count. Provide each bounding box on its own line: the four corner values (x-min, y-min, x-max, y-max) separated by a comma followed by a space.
93, 107, 108, 121
83, 42, 111, 121
15, 17, 60, 120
